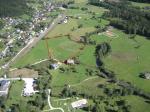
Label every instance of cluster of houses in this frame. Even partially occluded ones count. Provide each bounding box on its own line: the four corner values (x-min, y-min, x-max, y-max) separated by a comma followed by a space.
0, 1, 54, 61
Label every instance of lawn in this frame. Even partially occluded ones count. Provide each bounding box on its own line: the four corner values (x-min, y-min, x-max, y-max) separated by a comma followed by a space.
70, 77, 106, 97
51, 64, 96, 96
12, 36, 82, 68
6, 81, 24, 106
46, 18, 78, 37
124, 95, 150, 112
90, 29, 150, 93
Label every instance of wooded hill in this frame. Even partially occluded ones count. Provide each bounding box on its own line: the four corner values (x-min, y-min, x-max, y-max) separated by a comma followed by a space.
0, 0, 31, 17
88, 0, 150, 38
128, 0, 150, 3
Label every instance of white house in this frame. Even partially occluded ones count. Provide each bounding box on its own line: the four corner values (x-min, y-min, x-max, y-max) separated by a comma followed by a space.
71, 99, 88, 109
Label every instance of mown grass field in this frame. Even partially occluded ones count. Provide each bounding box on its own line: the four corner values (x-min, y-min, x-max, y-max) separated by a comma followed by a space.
12, 36, 82, 67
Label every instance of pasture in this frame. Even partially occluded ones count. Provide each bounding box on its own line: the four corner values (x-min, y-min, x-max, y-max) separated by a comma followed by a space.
90, 29, 150, 93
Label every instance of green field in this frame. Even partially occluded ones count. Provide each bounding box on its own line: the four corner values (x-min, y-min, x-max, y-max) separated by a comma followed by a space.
6, 81, 24, 107
87, 28, 150, 93
12, 36, 83, 68
10, 1, 150, 112
12, 7, 108, 68
131, 2, 150, 8
124, 95, 150, 112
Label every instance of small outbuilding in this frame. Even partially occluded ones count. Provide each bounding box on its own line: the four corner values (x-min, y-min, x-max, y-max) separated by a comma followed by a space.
0, 80, 10, 96
143, 72, 150, 79
140, 72, 150, 80
50, 63, 59, 70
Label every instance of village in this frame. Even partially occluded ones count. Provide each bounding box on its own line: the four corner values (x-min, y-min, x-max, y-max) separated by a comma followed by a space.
0, 1, 54, 63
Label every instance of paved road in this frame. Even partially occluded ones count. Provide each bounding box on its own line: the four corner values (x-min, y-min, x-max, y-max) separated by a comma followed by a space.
2, 14, 66, 69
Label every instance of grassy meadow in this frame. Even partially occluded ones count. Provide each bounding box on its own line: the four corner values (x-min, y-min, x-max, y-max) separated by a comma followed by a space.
10, 1, 150, 112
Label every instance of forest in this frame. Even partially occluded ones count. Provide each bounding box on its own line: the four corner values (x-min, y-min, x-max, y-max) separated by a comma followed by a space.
0, 0, 31, 17
88, 0, 150, 38
128, 0, 150, 3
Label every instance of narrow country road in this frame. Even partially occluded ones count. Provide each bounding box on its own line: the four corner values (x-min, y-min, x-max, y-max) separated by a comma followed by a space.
43, 89, 64, 112
70, 76, 99, 87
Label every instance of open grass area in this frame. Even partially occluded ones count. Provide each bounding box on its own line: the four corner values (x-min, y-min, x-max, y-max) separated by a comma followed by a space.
12, 7, 109, 68
131, 2, 150, 8
124, 95, 150, 112
90, 29, 150, 93
10, 1, 150, 112
51, 64, 98, 96
12, 36, 82, 68
6, 81, 24, 106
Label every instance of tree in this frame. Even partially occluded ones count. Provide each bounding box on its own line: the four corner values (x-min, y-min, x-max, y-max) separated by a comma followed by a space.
95, 42, 111, 59
93, 103, 105, 112
62, 85, 72, 97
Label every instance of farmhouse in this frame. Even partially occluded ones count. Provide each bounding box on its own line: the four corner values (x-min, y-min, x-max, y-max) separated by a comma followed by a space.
0, 80, 10, 96
64, 59, 75, 65
71, 99, 88, 109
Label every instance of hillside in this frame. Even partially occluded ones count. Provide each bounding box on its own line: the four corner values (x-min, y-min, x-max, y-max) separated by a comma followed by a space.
0, 0, 31, 17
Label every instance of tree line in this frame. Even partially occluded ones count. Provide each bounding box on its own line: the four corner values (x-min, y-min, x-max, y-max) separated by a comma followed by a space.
88, 0, 150, 38
128, 0, 150, 3
0, 0, 32, 17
